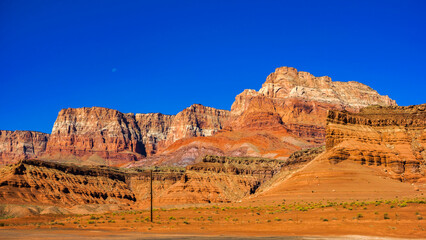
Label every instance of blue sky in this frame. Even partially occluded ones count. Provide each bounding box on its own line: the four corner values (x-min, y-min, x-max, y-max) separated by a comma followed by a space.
1, 0, 425, 133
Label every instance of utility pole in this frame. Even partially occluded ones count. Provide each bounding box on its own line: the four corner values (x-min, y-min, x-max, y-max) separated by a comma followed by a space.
150, 169, 153, 222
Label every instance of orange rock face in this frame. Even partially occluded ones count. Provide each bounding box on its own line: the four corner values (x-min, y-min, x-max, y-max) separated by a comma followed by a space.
0, 131, 49, 165
0, 156, 287, 208
325, 104, 426, 182
0, 160, 136, 206
144, 67, 396, 166
40, 104, 229, 165
230, 66, 396, 143
44, 107, 146, 165
0, 66, 397, 166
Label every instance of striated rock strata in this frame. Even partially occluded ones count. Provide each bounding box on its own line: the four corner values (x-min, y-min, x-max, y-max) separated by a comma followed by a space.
325, 104, 426, 182
43, 104, 229, 166
44, 107, 146, 166
0, 131, 49, 165
0, 159, 136, 206
132, 155, 286, 205
0, 66, 397, 167
229, 66, 396, 143
0, 155, 305, 209
143, 67, 396, 165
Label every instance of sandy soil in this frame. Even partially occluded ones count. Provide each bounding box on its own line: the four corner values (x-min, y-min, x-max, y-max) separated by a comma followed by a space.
1, 198, 425, 239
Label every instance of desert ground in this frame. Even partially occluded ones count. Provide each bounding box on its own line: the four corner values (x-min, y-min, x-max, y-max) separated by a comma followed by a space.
1, 197, 425, 239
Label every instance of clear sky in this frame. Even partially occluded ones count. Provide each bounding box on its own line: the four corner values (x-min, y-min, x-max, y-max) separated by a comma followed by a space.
1, 0, 425, 133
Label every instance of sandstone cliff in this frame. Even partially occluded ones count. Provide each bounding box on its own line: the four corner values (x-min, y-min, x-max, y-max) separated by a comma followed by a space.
0, 66, 398, 167
144, 67, 396, 166
44, 107, 145, 165
0, 131, 49, 165
164, 104, 229, 146
0, 155, 297, 209
135, 113, 174, 155
0, 159, 136, 206
230, 66, 396, 143
132, 155, 286, 206
325, 104, 426, 181
42, 104, 229, 165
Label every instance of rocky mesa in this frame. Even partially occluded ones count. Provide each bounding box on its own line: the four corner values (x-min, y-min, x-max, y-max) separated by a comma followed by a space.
0, 67, 398, 167
139, 67, 397, 166
41, 104, 229, 166
325, 104, 426, 182
0, 131, 50, 165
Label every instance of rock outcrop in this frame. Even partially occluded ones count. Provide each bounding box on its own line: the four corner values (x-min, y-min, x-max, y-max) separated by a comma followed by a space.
258, 66, 395, 109
164, 104, 229, 146
0, 159, 136, 206
0, 131, 49, 165
0, 66, 398, 167
229, 66, 397, 143
41, 104, 229, 165
135, 113, 174, 155
144, 67, 396, 166
132, 155, 286, 205
0, 155, 295, 208
325, 104, 426, 182
44, 107, 146, 165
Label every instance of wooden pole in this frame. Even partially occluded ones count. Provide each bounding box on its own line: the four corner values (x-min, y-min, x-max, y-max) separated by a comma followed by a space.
150, 169, 153, 222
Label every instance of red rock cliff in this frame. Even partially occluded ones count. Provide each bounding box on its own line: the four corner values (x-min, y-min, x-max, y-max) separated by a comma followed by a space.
42, 105, 229, 165
0, 131, 49, 165
165, 104, 230, 145
325, 104, 426, 182
142, 67, 397, 166
44, 107, 145, 165
229, 66, 397, 143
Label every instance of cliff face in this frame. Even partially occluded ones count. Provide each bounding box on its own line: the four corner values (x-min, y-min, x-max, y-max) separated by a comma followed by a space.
325, 104, 426, 181
0, 131, 49, 165
0, 155, 301, 209
0, 160, 136, 206
41, 104, 229, 165
44, 107, 145, 165
145, 67, 396, 166
0, 66, 397, 167
135, 113, 175, 156
230, 66, 396, 143
165, 104, 230, 146
131, 155, 286, 206
258, 67, 395, 108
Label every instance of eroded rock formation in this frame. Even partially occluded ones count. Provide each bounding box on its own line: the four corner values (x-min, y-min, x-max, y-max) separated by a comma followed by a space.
325, 104, 426, 181
44, 107, 146, 165
0, 66, 397, 166
0, 159, 136, 206
144, 67, 396, 165
0, 131, 49, 165
37, 104, 229, 165
229, 66, 396, 143
0, 156, 292, 208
